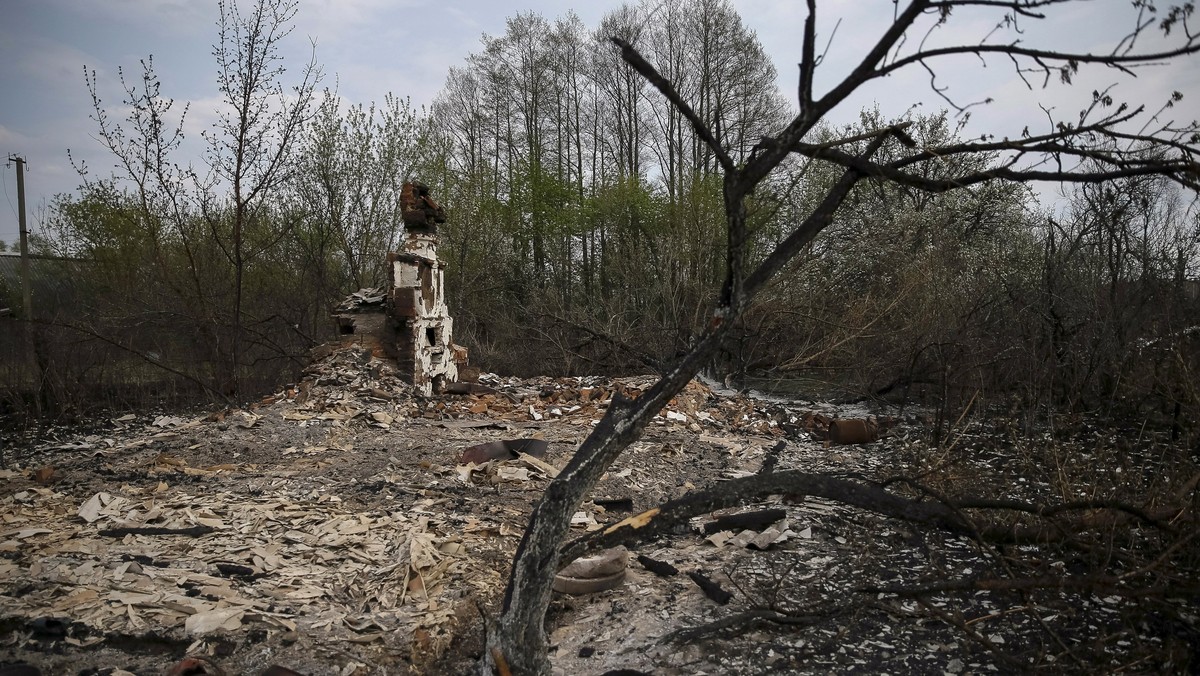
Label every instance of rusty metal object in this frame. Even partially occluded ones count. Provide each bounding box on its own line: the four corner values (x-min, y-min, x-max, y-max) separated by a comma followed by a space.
459, 438, 549, 465
553, 547, 629, 595
552, 569, 627, 595
829, 418, 879, 445
166, 657, 225, 676
559, 548, 628, 578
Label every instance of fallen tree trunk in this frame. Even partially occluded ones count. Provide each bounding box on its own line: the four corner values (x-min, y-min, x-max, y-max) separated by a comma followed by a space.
560, 470, 1190, 563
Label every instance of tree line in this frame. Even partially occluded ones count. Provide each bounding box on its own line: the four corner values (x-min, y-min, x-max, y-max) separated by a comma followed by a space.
414, 0, 1200, 442
2, 0, 1198, 671
0, 0, 1196, 437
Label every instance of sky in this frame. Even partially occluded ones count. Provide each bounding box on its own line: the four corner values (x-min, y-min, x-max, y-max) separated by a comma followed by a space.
2, 0, 1198, 248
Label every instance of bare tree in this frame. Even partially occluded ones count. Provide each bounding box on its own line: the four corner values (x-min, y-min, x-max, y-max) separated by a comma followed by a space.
481, 1, 1200, 673
52, 0, 322, 406
202, 0, 320, 394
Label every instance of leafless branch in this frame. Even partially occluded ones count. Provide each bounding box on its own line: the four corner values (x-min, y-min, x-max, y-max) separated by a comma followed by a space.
609, 37, 735, 174
799, 0, 818, 110
34, 317, 233, 405
860, 575, 1200, 597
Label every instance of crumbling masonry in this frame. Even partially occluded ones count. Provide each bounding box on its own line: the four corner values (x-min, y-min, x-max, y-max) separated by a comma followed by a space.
386, 182, 467, 395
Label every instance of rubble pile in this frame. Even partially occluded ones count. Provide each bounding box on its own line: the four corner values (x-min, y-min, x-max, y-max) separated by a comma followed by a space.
0, 341, 915, 675
286, 341, 881, 442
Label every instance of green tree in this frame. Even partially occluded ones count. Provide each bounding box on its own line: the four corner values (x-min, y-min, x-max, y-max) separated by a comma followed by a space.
202, 0, 320, 393
292, 91, 431, 291
427, 0, 791, 373
49, 0, 321, 402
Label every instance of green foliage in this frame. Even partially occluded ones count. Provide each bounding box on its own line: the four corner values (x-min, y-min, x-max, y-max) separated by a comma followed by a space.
291, 91, 432, 290
730, 111, 1040, 397
426, 0, 788, 372
9, 0, 324, 414
11, 0, 1196, 423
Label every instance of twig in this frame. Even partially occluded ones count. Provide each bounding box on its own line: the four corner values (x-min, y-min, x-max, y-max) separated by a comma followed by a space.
860, 575, 1200, 597
914, 597, 1027, 671
98, 525, 215, 537
663, 607, 831, 643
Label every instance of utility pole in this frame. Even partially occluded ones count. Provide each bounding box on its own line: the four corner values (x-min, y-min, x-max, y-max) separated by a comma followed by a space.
8, 155, 31, 321
8, 154, 41, 417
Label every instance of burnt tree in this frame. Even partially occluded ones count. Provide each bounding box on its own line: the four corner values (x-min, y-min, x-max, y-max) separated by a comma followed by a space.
480, 2, 1200, 673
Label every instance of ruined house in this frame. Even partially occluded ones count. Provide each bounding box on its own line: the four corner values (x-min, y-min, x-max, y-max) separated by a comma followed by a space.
330, 182, 468, 396
385, 182, 467, 395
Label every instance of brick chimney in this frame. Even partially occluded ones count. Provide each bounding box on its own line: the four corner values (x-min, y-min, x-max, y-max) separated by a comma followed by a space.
387, 182, 467, 395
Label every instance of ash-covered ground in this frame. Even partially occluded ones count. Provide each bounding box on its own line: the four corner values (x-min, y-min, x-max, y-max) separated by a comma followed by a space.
2, 340, 1197, 675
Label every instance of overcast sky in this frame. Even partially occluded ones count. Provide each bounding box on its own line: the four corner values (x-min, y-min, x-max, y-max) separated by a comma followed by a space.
2, 0, 1198, 247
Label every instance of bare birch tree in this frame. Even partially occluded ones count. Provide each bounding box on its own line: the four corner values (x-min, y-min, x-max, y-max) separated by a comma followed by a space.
202, 0, 319, 394
66, 0, 319, 401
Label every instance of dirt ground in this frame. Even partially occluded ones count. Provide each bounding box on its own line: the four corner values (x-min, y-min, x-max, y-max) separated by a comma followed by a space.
1, 339, 1198, 675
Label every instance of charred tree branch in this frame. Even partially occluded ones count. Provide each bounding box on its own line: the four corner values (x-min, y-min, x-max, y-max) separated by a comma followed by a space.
663, 606, 837, 644
798, 0, 818, 110
786, 140, 1200, 193
880, 41, 1200, 79
561, 470, 1194, 563
610, 37, 735, 174
861, 575, 1200, 598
